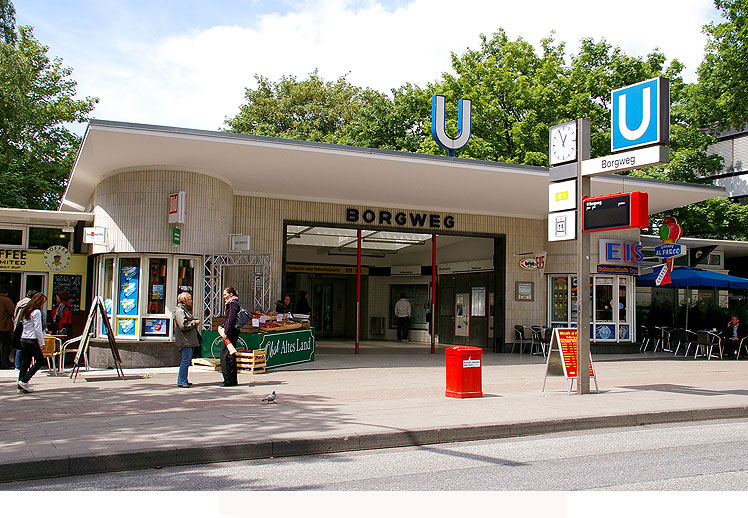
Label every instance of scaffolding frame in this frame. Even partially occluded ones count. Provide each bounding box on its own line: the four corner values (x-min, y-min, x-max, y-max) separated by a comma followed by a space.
202, 253, 272, 329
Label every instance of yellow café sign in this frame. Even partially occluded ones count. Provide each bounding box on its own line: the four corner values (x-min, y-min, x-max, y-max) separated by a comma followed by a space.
0, 248, 78, 273
0, 249, 29, 270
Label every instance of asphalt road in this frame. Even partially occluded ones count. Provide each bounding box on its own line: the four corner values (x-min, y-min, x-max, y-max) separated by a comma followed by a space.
4, 419, 748, 491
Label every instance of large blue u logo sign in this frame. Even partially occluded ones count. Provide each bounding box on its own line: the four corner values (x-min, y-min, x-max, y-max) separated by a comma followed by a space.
611, 77, 669, 152
431, 95, 472, 155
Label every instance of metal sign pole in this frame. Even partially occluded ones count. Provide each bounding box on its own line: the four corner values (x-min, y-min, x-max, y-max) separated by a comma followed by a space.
576, 119, 591, 394
356, 229, 361, 354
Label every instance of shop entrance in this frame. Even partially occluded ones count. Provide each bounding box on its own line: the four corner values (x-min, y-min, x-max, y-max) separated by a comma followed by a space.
283, 223, 505, 351
438, 272, 493, 347
310, 278, 348, 337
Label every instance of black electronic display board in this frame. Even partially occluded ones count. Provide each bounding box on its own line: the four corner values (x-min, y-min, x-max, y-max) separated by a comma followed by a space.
583, 194, 631, 232
582, 191, 648, 233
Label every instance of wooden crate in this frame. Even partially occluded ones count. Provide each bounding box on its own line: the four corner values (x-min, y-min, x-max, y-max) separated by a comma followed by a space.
191, 358, 221, 371
236, 348, 267, 375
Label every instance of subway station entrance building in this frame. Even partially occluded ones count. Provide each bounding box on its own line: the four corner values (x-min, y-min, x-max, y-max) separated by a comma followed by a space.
52, 120, 723, 365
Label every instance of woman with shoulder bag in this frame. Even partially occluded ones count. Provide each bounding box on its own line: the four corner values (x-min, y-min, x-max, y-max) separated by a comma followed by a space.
174, 292, 200, 388
17, 293, 47, 394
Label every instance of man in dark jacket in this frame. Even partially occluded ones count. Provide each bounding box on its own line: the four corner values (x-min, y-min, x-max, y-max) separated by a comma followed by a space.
724, 315, 747, 358
219, 287, 239, 386
0, 286, 15, 369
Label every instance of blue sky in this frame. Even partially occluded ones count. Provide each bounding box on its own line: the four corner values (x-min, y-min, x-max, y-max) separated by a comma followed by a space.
16, 1, 721, 133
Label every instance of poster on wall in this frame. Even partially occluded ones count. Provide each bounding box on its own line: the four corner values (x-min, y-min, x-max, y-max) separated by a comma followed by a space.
143, 318, 169, 336
117, 317, 138, 337
119, 264, 139, 315
102, 298, 112, 335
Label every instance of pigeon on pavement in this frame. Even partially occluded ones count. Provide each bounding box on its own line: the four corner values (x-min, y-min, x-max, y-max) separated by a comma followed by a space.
262, 391, 277, 403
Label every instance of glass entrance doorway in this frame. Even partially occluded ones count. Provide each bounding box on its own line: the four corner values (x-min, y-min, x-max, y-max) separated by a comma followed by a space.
24, 273, 47, 299
0, 272, 22, 303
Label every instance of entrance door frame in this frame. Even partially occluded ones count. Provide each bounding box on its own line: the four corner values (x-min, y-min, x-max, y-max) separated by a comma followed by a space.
282, 220, 506, 352
22, 271, 48, 298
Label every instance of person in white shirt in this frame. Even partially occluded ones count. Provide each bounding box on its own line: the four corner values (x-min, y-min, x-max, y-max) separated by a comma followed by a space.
17, 293, 47, 393
394, 293, 412, 342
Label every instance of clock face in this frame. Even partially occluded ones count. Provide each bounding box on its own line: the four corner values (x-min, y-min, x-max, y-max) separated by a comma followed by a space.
549, 121, 577, 165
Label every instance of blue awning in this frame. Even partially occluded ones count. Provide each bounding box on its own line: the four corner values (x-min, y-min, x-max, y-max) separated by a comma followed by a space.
637, 266, 748, 289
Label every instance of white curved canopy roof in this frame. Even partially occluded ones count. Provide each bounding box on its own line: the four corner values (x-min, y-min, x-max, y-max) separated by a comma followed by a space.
62, 119, 725, 218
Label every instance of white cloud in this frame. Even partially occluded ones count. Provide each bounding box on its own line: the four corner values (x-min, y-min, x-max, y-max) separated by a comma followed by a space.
76, 0, 718, 131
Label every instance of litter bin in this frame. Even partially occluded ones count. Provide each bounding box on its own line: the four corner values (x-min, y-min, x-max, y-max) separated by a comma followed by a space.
444, 346, 483, 398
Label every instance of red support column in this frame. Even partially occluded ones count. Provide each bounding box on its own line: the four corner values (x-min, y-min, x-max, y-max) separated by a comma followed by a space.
432, 234, 437, 354
356, 228, 361, 354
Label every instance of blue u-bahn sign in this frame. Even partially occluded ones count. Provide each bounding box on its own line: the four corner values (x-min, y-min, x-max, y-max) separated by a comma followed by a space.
611, 77, 669, 152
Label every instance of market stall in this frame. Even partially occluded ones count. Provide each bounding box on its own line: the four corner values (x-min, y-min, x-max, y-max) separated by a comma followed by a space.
202, 313, 315, 369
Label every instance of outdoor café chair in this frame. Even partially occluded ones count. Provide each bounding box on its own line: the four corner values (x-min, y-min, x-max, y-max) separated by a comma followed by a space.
653, 326, 674, 353
646, 326, 662, 352
530, 326, 545, 356
695, 330, 722, 360
673, 328, 698, 356
522, 325, 536, 355
41, 335, 62, 376
512, 325, 526, 355
57, 336, 90, 374
737, 336, 748, 360
639, 325, 651, 352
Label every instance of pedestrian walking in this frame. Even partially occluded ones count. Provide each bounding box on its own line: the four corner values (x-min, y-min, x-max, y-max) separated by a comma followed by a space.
394, 293, 412, 342
218, 287, 239, 387
13, 290, 37, 370
173, 291, 200, 387
17, 293, 48, 393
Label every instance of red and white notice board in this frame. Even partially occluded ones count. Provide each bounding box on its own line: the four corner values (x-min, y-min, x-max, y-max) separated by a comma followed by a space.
543, 328, 598, 394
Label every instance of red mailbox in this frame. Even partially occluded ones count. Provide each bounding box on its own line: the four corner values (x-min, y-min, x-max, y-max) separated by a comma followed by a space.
445, 346, 483, 399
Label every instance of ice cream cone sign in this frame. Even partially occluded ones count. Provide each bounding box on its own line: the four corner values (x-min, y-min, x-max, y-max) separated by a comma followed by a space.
659, 217, 683, 271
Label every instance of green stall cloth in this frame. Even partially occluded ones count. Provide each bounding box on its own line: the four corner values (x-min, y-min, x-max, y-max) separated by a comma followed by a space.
201, 327, 315, 369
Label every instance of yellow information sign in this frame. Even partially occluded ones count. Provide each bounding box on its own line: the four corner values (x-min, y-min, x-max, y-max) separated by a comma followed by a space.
286, 263, 369, 276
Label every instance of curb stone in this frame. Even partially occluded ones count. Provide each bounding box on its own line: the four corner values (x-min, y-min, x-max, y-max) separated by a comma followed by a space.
3, 406, 748, 484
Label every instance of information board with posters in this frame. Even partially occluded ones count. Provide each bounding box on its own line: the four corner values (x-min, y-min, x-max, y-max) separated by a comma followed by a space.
542, 328, 598, 394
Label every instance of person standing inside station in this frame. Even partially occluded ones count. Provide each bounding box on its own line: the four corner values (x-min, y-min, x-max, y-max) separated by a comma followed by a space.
424, 298, 433, 338
295, 290, 312, 315
394, 293, 412, 342
174, 291, 199, 388
51, 290, 73, 338
16, 293, 47, 393
0, 286, 15, 369
217, 287, 239, 387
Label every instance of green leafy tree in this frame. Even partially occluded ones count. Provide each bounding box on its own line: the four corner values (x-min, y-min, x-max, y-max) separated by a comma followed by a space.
0, 0, 14, 45
0, 21, 97, 209
689, 0, 748, 131
225, 71, 403, 148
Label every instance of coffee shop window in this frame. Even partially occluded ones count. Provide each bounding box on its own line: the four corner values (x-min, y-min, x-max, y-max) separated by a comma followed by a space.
28, 227, 71, 250
0, 227, 24, 247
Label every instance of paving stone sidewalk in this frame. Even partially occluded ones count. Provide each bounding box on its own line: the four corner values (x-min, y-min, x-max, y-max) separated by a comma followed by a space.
1, 347, 748, 482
